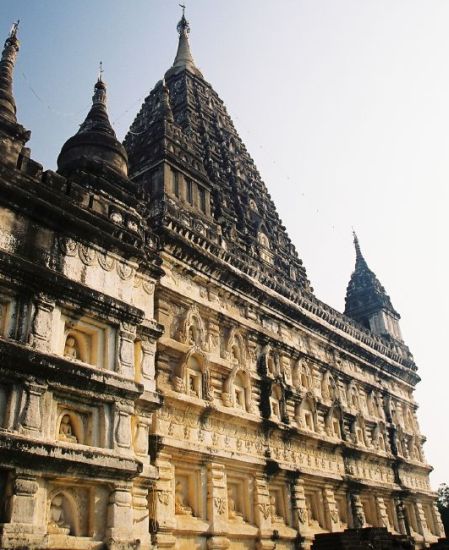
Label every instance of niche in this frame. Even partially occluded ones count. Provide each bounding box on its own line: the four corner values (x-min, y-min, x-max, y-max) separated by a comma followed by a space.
227, 480, 246, 522
269, 487, 288, 525
56, 410, 86, 445
62, 314, 112, 369
47, 492, 79, 536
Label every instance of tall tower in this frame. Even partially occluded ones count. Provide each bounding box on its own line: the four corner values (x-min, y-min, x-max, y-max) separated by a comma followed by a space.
0, 36, 162, 548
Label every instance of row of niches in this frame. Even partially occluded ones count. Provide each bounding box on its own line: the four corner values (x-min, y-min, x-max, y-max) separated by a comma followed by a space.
166, 352, 424, 461
168, 469, 440, 538
0, 384, 147, 455
170, 307, 417, 431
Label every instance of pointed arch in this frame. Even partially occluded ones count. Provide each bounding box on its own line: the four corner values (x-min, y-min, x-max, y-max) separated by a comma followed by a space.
180, 305, 206, 348
296, 394, 318, 432
325, 404, 343, 439
321, 371, 336, 401
47, 488, 81, 536
226, 328, 247, 366
172, 347, 213, 401
222, 364, 253, 412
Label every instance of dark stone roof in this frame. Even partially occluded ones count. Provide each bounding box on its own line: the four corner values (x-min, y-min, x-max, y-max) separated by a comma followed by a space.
344, 233, 399, 328
58, 79, 128, 179
124, 16, 310, 293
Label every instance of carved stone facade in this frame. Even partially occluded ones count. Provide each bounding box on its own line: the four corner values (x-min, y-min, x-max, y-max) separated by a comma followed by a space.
0, 13, 443, 550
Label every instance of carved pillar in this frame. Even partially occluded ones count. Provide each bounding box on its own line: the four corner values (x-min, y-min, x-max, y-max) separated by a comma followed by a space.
140, 335, 156, 392
117, 322, 136, 378
133, 414, 151, 459
292, 478, 308, 532
414, 500, 429, 537
375, 496, 390, 530
350, 492, 365, 528
151, 452, 176, 548
132, 482, 152, 550
323, 485, 340, 532
106, 482, 134, 546
8, 473, 39, 525
113, 401, 133, 454
254, 476, 276, 550
432, 502, 445, 538
28, 294, 54, 352
206, 463, 228, 533
19, 382, 46, 435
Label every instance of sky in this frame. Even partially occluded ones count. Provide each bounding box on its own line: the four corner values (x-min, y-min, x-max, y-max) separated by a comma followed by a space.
1, 0, 448, 487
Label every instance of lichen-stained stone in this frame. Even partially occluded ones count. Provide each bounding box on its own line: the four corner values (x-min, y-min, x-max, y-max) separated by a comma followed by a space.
0, 9, 443, 550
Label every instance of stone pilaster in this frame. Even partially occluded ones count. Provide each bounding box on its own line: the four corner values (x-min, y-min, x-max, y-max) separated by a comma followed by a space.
254, 475, 276, 550
140, 335, 157, 392
375, 496, 390, 529
117, 322, 136, 378
206, 463, 228, 534
113, 401, 133, 454
350, 492, 366, 528
151, 452, 176, 548
106, 482, 135, 548
132, 482, 152, 550
28, 294, 54, 352
395, 497, 408, 535
19, 382, 46, 436
133, 414, 151, 459
414, 500, 429, 538
323, 485, 340, 532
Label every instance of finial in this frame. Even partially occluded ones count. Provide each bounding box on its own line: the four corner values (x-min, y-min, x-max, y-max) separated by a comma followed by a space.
352, 229, 367, 267
177, 4, 190, 36
9, 20, 19, 40
98, 60, 104, 82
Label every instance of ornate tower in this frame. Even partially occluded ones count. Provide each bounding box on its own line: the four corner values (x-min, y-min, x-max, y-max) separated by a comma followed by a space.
345, 233, 402, 341
0, 42, 163, 549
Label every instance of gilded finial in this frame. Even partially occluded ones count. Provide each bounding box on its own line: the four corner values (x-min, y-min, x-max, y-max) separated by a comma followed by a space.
9, 20, 19, 40
177, 4, 190, 35
98, 60, 104, 82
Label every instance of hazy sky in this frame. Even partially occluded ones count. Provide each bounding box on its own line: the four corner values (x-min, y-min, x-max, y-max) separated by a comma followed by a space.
1, 1, 448, 487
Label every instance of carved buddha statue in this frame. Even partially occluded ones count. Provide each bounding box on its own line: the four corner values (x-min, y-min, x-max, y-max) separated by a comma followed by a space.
270, 494, 283, 524
175, 481, 192, 515
228, 488, 243, 521
48, 495, 70, 534
58, 415, 77, 443
64, 335, 78, 360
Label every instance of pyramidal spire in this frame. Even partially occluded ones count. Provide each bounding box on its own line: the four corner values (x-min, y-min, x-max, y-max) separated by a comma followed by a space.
345, 232, 402, 341
0, 21, 20, 123
57, 68, 128, 178
166, 6, 203, 78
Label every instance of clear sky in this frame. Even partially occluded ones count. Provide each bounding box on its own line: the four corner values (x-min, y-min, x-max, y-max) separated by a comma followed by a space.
1, 1, 448, 487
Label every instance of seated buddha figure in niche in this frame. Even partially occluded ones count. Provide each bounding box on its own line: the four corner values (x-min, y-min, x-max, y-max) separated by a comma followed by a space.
58, 414, 78, 443
47, 495, 70, 534
64, 335, 79, 360
175, 481, 192, 515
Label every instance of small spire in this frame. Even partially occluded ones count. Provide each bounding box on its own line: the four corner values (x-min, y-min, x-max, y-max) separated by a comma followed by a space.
160, 78, 174, 122
0, 21, 20, 123
166, 6, 202, 78
352, 230, 364, 262
98, 60, 104, 82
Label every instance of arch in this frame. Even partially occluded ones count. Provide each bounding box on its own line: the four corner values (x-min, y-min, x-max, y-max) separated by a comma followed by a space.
296, 394, 317, 432
372, 422, 387, 452
351, 415, 367, 446
294, 359, 312, 391
325, 405, 343, 438
172, 348, 213, 401
226, 328, 247, 366
56, 410, 85, 445
347, 382, 360, 411
47, 489, 81, 536
270, 383, 284, 421
222, 366, 253, 412
321, 371, 336, 401
180, 305, 206, 348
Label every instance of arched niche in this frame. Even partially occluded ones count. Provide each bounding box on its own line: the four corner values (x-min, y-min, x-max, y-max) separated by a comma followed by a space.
270, 383, 284, 421
296, 394, 318, 432
351, 415, 367, 447
347, 382, 360, 411
222, 365, 253, 412
56, 410, 85, 445
64, 331, 89, 363
372, 422, 387, 452
47, 489, 81, 536
325, 405, 343, 438
294, 359, 312, 391
180, 305, 206, 349
172, 348, 213, 401
321, 371, 336, 401
226, 328, 247, 366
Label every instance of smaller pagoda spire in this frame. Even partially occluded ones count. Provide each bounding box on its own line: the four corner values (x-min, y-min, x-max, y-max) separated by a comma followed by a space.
160, 78, 174, 122
345, 232, 402, 341
0, 21, 20, 123
166, 6, 202, 78
57, 69, 128, 178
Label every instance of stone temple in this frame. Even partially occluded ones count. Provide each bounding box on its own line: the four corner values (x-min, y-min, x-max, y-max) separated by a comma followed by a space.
0, 13, 444, 550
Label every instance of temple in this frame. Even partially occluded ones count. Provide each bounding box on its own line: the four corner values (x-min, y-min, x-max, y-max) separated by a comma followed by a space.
0, 13, 444, 550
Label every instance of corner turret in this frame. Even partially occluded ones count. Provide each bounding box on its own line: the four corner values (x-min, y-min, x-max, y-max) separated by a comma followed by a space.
57, 70, 128, 179
344, 232, 402, 341
0, 22, 31, 167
